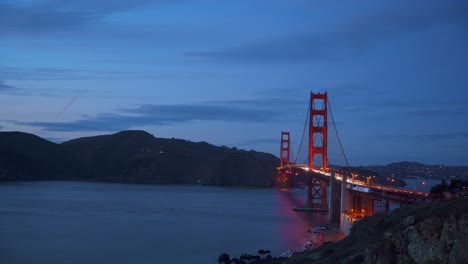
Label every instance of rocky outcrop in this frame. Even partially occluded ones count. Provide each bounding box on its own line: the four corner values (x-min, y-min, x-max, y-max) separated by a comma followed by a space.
367, 212, 468, 264
285, 198, 468, 264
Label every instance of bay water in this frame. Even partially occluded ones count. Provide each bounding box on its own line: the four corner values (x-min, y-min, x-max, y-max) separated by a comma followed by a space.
0, 182, 327, 264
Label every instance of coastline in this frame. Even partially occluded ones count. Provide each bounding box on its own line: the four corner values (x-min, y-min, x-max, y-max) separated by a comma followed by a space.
219, 224, 345, 263
280, 223, 344, 257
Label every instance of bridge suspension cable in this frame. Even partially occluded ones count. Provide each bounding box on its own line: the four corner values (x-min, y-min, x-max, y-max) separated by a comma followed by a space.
328, 98, 351, 172
300, 98, 326, 166
287, 92, 350, 173
293, 99, 311, 163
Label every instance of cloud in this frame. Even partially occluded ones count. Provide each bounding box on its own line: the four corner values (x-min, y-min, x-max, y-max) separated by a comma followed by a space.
202, 98, 305, 109
0, 75, 88, 98
0, 81, 17, 92
185, 1, 468, 63
370, 100, 468, 109
0, 2, 97, 33
373, 132, 468, 141
235, 138, 279, 147
0, 0, 171, 34
0, 66, 224, 81
345, 98, 468, 119
0, 66, 107, 80
9, 102, 281, 132
404, 108, 468, 117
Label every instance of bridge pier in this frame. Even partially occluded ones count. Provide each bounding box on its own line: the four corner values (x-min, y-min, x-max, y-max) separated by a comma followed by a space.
328, 171, 333, 222
351, 195, 374, 217
328, 171, 342, 224
305, 171, 328, 211
340, 174, 353, 235
374, 199, 390, 213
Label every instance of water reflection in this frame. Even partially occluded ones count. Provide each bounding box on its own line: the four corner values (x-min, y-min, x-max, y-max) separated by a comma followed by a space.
275, 188, 328, 251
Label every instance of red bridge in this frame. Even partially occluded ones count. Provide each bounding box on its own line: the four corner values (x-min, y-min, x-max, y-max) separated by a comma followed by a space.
276, 92, 429, 234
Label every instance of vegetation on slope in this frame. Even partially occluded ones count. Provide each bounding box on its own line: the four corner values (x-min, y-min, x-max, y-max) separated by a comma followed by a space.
0, 130, 278, 186
286, 198, 468, 264
0, 131, 75, 180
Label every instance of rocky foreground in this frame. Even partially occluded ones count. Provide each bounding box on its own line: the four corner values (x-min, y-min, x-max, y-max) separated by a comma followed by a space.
290, 198, 468, 264
220, 198, 468, 264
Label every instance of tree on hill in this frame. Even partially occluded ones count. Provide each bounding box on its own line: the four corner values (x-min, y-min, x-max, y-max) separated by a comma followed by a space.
430, 179, 468, 200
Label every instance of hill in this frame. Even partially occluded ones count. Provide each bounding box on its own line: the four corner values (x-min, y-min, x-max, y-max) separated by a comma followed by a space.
0, 130, 278, 186
361, 162, 468, 181
0, 131, 75, 180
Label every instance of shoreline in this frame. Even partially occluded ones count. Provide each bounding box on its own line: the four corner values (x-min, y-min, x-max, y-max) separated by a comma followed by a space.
279, 223, 344, 257
219, 224, 345, 263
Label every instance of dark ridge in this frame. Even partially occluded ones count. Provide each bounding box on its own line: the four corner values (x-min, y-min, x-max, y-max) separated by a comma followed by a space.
0, 131, 72, 180
362, 162, 468, 181
0, 130, 278, 186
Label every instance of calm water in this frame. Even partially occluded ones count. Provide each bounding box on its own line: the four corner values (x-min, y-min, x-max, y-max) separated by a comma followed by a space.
403, 178, 442, 192
0, 182, 327, 264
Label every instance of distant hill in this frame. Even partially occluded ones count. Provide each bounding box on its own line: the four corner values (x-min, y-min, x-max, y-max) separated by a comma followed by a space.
361, 162, 468, 181
0, 130, 278, 186
318, 162, 468, 187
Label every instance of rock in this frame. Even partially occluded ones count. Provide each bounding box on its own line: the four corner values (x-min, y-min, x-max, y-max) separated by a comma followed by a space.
405, 215, 416, 225
278, 199, 468, 264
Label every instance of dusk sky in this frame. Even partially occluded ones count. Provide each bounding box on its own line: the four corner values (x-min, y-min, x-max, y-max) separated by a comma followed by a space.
1, 0, 467, 166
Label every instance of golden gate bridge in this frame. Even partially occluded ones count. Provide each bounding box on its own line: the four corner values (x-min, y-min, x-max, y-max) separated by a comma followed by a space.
275, 92, 429, 234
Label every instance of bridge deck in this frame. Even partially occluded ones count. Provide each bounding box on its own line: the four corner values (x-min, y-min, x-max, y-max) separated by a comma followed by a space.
277, 164, 429, 199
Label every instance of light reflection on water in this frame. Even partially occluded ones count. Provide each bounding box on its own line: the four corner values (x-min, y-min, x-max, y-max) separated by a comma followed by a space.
275, 188, 328, 251
403, 178, 442, 192
0, 182, 328, 264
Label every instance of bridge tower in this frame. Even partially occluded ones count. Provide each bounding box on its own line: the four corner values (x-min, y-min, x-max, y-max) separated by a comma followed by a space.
309, 92, 328, 169
280, 131, 290, 167
307, 92, 328, 209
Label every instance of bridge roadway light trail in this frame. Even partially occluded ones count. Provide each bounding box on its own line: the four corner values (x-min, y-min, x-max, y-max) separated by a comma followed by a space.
294, 166, 429, 196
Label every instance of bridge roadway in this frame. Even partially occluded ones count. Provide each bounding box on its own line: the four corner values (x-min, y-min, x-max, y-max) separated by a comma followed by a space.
278, 164, 430, 203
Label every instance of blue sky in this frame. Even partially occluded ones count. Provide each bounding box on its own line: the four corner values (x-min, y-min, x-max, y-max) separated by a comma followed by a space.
1, 0, 467, 166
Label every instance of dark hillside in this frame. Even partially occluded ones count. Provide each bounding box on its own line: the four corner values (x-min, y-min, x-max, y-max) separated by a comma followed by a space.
0, 130, 278, 186
0, 131, 74, 180
62, 130, 277, 185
